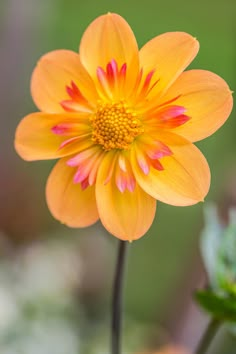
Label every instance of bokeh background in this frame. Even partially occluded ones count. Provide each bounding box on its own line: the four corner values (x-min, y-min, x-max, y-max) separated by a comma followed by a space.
1, 0, 235, 353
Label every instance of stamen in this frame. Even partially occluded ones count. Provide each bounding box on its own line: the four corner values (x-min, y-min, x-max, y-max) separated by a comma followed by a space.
91, 101, 143, 151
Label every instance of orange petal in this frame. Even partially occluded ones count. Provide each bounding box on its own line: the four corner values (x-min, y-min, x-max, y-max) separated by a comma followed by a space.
139, 32, 199, 100
96, 152, 156, 241
131, 133, 210, 206
158, 70, 233, 142
46, 158, 99, 227
79, 13, 139, 96
15, 112, 92, 161
31, 50, 98, 113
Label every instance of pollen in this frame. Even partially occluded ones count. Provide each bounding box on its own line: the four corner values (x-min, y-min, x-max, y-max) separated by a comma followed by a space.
91, 102, 143, 151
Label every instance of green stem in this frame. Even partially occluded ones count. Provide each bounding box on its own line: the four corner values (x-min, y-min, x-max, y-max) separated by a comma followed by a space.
195, 317, 222, 354
111, 240, 128, 354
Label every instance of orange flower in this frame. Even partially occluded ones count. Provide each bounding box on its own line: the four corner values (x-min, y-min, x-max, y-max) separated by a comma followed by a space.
15, 13, 233, 241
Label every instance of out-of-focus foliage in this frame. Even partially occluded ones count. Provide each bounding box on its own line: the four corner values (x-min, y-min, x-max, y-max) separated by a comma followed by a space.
197, 205, 236, 324
0, 235, 81, 354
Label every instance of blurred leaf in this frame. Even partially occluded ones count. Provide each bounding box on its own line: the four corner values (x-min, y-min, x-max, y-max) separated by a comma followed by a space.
195, 290, 236, 322
200, 204, 223, 287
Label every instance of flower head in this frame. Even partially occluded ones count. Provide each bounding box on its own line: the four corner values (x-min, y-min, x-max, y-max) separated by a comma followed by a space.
15, 13, 233, 241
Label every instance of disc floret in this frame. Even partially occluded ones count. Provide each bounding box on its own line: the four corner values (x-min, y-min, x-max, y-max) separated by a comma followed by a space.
91, 101, 143, 151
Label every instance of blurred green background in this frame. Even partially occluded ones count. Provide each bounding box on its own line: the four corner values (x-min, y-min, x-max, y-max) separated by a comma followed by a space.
1, 0, 235, 353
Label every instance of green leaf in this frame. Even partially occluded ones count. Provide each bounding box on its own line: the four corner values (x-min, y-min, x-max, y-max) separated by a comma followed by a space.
195, 290, 236, 322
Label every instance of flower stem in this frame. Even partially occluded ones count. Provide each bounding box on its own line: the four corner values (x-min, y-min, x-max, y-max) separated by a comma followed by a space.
111, 240, 128, 354
195, 317, 222, 354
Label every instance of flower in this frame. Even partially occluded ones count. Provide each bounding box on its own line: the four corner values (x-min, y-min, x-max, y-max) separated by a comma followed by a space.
15, 13, 233, 241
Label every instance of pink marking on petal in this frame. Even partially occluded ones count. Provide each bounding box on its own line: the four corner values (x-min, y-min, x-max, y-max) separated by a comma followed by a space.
111, 59, 118, 74
73, 169, 84, 184
67, 147, 99, 167
73, 161, 92, 183
67, 155, 81, 167
144, 95, 182, 116
138, 157, 150, 175
147, 141, 172, 159
88, 152, 104, 186
97, 67, 107, 84
116, 173, 127, 193
51, 124, 71, 135
158, 105, 186, 119
119, 63, 127, 77
126, 175, 136, 192
136, 149, 150, 175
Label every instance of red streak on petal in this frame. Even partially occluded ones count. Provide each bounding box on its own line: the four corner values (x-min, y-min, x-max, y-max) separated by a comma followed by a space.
139, 70, 156, 97
161, 114, 190, 128
151, 159, 164, 171
106, 59, 118, 83
66, 81, 82, 100
81, 178, 90, 190
61, 81, 91, 113
143, 70, 155, 90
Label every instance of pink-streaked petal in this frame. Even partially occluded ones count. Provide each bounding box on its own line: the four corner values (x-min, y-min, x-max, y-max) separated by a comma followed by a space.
79, 13, 139, 98
131, 133, 210, 206
158, 70, 233, 142
139, 32, 199, 101
46, 158, 99, 227
139, 136, 173, 159
96, 152, 156, 241
31, 50, 98, 113
135, 146, 150, 175
15, 112, 91, 161
115, 168, 127, 193
67, 146, 101, 167
144, 105, 190, 129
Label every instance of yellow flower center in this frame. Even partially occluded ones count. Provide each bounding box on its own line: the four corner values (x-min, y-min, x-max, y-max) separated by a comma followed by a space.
91, 102, 143, 151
